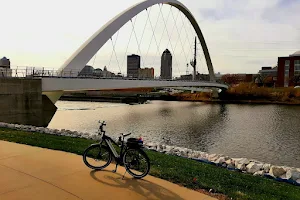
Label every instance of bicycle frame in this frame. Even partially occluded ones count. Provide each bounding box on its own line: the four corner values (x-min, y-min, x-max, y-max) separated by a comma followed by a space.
83, 121, 149, 179
99, 134, 127, 164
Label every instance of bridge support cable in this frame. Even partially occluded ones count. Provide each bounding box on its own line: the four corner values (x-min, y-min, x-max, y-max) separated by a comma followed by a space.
121, 16, 138, 73
59, 0, 216, 82
197, 48, 205, 74
170, 9, 191, 75
145, 5, 162, 68
156, 5, 172, 52
130, 16, 146, 68
138, 8, 152, 55
149, 4, 173, 68
171, 9, 185, 56
159, 6, 182, 77
179, 13, 193, 52
111, 35, 122, 74
108, 30, 120, 72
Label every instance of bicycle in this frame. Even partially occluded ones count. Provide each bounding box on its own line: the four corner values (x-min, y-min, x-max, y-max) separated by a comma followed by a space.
83, 121, 150, 179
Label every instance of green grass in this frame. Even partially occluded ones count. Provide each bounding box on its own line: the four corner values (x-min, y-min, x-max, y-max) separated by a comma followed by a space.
1, 127, 300, 200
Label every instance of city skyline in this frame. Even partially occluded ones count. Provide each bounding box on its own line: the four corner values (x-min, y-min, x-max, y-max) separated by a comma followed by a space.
0, 0, 299, 76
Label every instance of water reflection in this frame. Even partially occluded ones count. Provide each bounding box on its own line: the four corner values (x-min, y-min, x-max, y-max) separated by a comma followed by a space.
49, 101, 300, 167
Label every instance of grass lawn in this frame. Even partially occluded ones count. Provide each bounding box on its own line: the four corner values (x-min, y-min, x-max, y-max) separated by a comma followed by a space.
1, 127, 300, 200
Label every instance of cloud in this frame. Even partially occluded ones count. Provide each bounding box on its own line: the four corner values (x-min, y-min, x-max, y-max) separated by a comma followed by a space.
0, 0, 299, 74
186, 0, 300, 73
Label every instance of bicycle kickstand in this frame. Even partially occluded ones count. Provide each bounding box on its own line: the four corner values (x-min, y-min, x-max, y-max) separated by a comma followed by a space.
112, 163, 118, 173
122, 170, 127, 180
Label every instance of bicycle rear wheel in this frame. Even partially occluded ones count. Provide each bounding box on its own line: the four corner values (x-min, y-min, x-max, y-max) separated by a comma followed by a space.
123, 148, 150, 179
83, 144, 112, 170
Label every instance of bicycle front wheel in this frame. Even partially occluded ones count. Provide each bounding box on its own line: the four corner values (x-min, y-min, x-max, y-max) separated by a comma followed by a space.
123, 148, 150, 179
83, 144, 112, 170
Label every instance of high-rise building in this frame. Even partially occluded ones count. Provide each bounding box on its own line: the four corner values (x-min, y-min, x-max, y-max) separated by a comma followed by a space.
127, 54, 140, 78
138, 68, 154, 79
160, 49, 172, 79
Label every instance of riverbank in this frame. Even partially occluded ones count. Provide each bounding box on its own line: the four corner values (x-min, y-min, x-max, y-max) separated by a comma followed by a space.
173, 83, 300, 105
1, 127, 300, 200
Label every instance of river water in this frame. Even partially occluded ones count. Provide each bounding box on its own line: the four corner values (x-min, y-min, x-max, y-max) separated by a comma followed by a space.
48, 100, 300, 168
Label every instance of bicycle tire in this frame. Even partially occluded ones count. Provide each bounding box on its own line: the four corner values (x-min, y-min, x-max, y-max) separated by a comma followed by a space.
83, 144, 112, 170
123, 148, 150, 179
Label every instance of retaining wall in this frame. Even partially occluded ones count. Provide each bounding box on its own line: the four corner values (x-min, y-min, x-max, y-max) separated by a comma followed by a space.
0, 78, 56, 127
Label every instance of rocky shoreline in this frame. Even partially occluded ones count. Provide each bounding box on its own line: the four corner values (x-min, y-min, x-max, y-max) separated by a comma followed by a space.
1, 122, 299, 186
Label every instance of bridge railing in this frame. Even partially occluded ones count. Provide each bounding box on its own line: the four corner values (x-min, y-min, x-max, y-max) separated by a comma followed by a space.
3, 66, 220, 83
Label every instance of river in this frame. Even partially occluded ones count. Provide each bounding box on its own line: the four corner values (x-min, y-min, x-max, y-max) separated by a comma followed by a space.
48, 100, 300, 168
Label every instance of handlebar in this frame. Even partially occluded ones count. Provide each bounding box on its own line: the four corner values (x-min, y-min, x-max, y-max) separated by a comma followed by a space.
98, 120, 106, 133
98, 120, 106, 126
122, 133, 131, 137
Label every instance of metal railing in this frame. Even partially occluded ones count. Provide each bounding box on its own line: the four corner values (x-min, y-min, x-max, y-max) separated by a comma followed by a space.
2, 66, 216, 83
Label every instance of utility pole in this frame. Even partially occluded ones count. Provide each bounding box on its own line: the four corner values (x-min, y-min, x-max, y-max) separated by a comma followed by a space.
190, 37, 197, 81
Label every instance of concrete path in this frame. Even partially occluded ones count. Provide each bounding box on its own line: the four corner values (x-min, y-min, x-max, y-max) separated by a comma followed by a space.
0, 141, 216, 200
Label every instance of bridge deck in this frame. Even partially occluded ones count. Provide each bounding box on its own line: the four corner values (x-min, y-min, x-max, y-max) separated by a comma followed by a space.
41, 78, 228, 92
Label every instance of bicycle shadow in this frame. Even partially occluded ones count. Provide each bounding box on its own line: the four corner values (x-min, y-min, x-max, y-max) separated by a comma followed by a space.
90, 170, 184, 200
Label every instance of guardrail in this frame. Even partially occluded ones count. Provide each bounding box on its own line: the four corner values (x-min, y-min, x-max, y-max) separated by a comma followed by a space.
2, 66, 219, 83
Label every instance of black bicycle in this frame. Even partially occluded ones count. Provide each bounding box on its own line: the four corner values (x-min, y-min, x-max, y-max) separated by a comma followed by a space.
83, 121, 150, 179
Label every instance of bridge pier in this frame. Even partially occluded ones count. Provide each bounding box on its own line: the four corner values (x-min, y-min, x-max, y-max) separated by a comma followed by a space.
0, 79, 57, 127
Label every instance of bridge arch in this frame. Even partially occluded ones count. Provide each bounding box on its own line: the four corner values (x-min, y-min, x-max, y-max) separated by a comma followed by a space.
60, 0, 216, 82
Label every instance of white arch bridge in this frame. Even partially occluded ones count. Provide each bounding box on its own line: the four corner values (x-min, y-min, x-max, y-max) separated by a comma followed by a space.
43, 0, 228, 103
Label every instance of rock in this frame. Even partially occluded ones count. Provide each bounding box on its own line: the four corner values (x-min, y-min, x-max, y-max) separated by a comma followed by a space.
169, 148, 179, 155
208, 154, 219, 162
215, 157, 226, 165
157, 144, 164, 150
225, 159, 234, 166
191, 151, 201, 159
146, 142, 154, 147
236, 163, 247, 171
165, 145, 172, 151
253, 171, 264, 176
263, 164, 271, 173
234, 158, 250, 165
171, 148, 180, 155
187, 151, 196, 159
285, 169, 300, 181
269, 166, 286, 177
180, 151, 187, 157
246, 162, 262, 174
7, 124, 15, 129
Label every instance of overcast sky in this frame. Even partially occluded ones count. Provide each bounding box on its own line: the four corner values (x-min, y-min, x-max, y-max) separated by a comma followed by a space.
0, 0, 299, 76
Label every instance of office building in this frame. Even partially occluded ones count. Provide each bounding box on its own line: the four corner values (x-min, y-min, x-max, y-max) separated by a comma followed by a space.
127, 54, 140, 78
161, 49, 172, 79
138, 68, 154, 79
277, 51, 300, 87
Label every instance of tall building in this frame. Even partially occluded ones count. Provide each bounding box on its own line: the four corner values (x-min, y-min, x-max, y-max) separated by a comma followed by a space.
277, 51, 300, 87
127, 54, 140, 78
161, 49, 172, 79
138, 68, 154, 79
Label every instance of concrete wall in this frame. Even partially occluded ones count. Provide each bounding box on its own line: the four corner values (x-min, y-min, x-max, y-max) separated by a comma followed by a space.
0, 78, 56, 127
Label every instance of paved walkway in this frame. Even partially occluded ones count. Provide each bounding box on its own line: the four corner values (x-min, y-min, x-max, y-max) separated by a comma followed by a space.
0, 141, 216, 200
